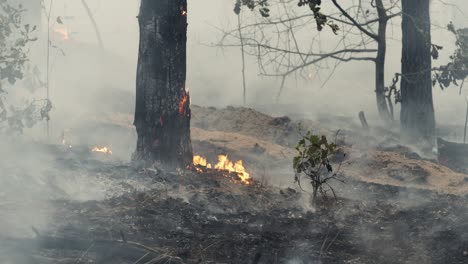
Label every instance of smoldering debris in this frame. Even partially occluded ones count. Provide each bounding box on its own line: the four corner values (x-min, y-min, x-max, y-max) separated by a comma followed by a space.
1, 138, 468, 263
2, 105, 468, 263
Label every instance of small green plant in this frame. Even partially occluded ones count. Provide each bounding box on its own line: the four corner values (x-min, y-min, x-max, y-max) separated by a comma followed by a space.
293, 131, 342, 205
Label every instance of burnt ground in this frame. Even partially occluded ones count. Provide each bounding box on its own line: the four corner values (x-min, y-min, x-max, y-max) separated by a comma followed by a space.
1, 106, 468, 264
1, 144, 468, 264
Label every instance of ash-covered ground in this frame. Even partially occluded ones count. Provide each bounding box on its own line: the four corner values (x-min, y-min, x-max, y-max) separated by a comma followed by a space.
1, 106, 468, 264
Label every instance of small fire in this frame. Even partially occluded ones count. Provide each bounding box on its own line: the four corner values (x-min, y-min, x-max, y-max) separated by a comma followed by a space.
193, 155, 212, 169
92, 146, 113, 155
178, 91, 190, 116
53, 27, 70, 41
193, 155, 252, 185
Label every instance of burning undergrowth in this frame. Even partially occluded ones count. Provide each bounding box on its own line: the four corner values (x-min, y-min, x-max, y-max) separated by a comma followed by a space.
1, 138, 468, 263
3, 105, 468, 263
91, 146, 113, 155
193, 154, 253, 185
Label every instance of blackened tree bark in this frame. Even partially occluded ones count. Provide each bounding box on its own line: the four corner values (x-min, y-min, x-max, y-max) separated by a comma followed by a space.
400, 0, 435, 144
134, 0, 193, 168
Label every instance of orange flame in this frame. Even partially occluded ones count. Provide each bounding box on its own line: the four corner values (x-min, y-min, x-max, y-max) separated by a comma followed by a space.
178, 91, 189, 116
193, 155, 251, 185
193, 155, 212, 169
92, 146, 113, 155
53, 27, 70, 41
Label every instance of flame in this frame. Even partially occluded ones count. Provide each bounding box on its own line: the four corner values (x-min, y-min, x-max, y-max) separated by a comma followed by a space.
92, 146, 113, 155
178, 91, 190, 116
215, 155, 251, 184
193, 155, 212, 168
193, 155, 251, 185
53, 27, 70, 41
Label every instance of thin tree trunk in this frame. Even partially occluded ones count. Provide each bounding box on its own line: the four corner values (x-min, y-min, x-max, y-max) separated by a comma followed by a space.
464, 102, 468, 144
375, 0, 392, 123
400, 0, 435, 145
237, 13, 247, 106
81, 0, 104, 49
134, 0, 192, 168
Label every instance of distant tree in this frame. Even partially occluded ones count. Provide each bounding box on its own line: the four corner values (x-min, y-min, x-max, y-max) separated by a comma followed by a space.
223, 0, 400, 123
133, 0, 193, 168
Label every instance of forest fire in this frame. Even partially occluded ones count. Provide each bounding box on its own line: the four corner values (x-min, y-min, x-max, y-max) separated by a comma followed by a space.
193, 155, 252, 185
91, 146, 113, 155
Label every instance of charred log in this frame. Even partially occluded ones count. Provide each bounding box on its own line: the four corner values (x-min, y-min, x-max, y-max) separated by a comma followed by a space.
438, 137, 468, 174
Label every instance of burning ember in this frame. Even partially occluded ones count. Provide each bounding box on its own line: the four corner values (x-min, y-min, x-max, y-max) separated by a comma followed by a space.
53, 27, 70, 41
92, 146, 113, 155
178, 91, 190, 116
193, 155, 252, 185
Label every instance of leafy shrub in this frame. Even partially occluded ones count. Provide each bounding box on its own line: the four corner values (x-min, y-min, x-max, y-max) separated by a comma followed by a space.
293, 131, 343, 205
0, 1, 48, 134
433, 22, 468, 91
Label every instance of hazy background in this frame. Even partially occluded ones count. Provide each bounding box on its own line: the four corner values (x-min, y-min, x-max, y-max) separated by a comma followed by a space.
13, 0, 468, 147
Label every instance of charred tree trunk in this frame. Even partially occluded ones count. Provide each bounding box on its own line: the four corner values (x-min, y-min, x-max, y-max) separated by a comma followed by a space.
400, 0, 435, 144
134, 0, 192, 168
375, 0, 392, 123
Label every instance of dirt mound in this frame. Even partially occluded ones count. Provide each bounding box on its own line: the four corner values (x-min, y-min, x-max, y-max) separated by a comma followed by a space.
80, 105, 468, 195
191, 105, 332, 147
344, 147, 468, 195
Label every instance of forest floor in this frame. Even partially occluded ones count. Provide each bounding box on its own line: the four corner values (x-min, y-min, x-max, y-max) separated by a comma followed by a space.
1, 105, 468, 263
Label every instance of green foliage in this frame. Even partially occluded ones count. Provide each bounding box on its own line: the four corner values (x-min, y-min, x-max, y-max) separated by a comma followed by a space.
235, 0, 270, 17
0, 0, 48, 134
298, 0, 338, 33
236, 0, 339, 33
293, 130, 341, 204
0, 0, 37, 86
433, 22, 468, 91
1, 99, 49, 133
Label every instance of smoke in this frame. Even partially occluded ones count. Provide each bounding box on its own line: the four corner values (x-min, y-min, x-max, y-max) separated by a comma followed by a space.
0, 0, 467, 263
